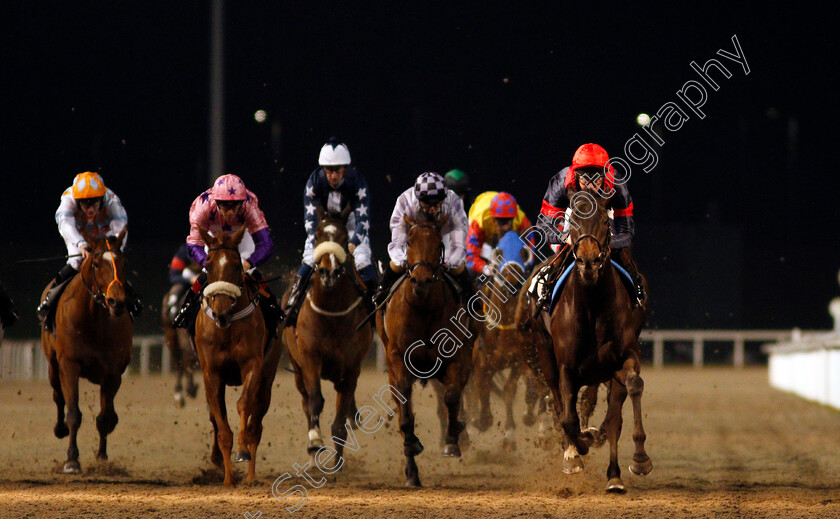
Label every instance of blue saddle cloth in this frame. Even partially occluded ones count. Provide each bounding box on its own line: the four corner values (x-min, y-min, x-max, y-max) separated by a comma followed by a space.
548, 260, 634, 314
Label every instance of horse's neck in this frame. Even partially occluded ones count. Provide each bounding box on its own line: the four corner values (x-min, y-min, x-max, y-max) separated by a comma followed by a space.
569, 263, 620, 309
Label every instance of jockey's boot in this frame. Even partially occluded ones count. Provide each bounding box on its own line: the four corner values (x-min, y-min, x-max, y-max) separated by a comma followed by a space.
0, 285, 19, 328
359, 264, 379, 314
251, 269, 285, 336
283, 266, 313, 328
612, 247, 646, 307
173, 271, 206, 329
125, 281, 143, 319
37, 264, 78, 323
373, 265, 403, 307
535, 254, 572, 312
451, 266, 477, 302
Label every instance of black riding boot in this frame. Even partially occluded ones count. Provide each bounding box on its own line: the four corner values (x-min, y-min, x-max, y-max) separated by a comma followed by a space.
125, 281, 143, 319
283, 269, 313, 328
173, 271, 207, 329
451, 267, 477, 302
37, 264, 78, 323
612, 247, 645, 307
373, 265, 403, 307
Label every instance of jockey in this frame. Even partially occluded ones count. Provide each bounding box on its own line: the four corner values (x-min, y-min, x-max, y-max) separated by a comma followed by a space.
172, 173, 283, 330
466, 191, 534, 277
373, 172, 474, 305
444, 169, 471, 205
283, 139, 377, 327
0, 280, 18, 329
537, 143, 645, 306
164, 244, 200, 325
36, 172, 142, 323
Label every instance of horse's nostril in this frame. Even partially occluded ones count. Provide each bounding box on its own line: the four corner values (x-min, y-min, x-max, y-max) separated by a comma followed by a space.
107, 298, 116, 306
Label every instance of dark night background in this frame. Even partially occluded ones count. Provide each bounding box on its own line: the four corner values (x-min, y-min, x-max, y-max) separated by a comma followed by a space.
1, 3, 838, 338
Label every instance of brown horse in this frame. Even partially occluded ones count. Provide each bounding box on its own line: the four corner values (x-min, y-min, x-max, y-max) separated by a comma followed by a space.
531, 188, 651, 492
194, 226, 280, 486
470, 232, 535, 451
282, 209, 372, 469
162, 286, 200, 407
40, 230, 132, 474
376, 215, 478, 487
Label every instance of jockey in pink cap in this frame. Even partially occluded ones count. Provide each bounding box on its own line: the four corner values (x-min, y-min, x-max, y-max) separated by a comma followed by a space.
172, 174, 283, 331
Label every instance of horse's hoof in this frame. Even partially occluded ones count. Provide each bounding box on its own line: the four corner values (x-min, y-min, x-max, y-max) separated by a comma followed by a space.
174, 393, 186, 408
54, 423, 69, 439
591, 427, 607, 449
63, 460, 81, 474
233, 450, 251, 463
186, 385, 198, 399
96, 453, 108, 461
606, 477, 626, 493
629, 457, 653, 476
307, 439, 324, 454
474, 415, 493, 432
346, 416, 360, 430
442, 443, 461, 458
404, 440, 424, 457
580, 429, 596, 448
404, 477, 422, 488
522, 413, 536, 427
561, 456, 584, 475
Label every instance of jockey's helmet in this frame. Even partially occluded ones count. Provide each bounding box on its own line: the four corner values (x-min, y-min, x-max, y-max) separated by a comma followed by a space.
490, 192, 517, 218
72, 172, 107, 200
444, 169, 470, 197
211, 174, 248, 201
318, 138, 351, 166
570, 143, 610, 177
414, 172, 447, 203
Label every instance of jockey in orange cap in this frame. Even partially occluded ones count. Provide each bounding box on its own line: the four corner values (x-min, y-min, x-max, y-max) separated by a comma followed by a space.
37, 172, 142, 327
465, 191, 534, 277
536, 143, 646, 307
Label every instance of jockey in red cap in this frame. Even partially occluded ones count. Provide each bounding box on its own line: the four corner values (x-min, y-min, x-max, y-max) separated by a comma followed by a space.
536, 143, 646, 307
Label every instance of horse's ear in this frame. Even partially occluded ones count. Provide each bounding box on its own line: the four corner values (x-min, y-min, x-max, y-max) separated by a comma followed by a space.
115, 227, 127, 248
339, 204, 353, 223
230, 225, 247, 246
520, 247, 532, 264
493, 247, 503, 263
403, 214, 415, 227
198, 227, 215, 246
316, 205, 326, 223
436, 213, 449, 228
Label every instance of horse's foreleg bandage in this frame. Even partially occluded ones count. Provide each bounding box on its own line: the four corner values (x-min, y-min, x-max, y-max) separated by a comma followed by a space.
203, 281, 242, 299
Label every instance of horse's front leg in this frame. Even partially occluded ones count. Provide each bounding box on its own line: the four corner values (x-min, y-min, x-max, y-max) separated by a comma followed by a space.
603, 378, 628, 492
390, 365, 421, 487
558, 366, 586, 475
234, 359, 261, 473
303, 359, 325, 459
47, 355, 68, 438
441, 359, 470, 458
96, 372, 122, 461
502, 363, 520, 452
329, 370, 360, 472
203, 370, 235, 486
59, 358, 82, 474
617, 355, 652, 478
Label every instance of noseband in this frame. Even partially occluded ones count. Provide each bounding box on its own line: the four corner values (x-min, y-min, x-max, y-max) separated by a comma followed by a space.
202, 245, 257, 323
406, 223, 444, 281
572, 232, 611, 270
81, 241, 123, 308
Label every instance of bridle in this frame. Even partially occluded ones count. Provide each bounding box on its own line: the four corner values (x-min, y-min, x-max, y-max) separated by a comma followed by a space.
406, 223, 444, 282
202, 244, 258, 323
571, 229, 611, 271
80, 239, 124, 309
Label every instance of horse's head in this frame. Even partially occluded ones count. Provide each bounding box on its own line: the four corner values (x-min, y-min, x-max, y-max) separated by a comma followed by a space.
199, 226, 246, 328
84, 228, 128, 317
404, 214, 447, 298
490, 230, 532, 297
313, 206, 351, 290
567, 188, 611, 285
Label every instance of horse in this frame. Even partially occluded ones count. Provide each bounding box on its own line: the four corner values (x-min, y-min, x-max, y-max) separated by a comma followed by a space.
376, 215, 479, 487
162, 286, 199, 407
469, 230, 538, 451
529, 188, 652, 492
40, 230, 132, 474
194, 226, 280, 486
281, 208, 372, 469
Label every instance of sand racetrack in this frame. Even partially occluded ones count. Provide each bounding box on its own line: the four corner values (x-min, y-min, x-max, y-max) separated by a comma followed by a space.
1, 366, 839, 518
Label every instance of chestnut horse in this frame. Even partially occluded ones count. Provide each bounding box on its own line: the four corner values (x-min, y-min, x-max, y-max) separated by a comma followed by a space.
470, 230, 536, 451
162, 286, 199, 407
282, 209, 372, 468
40, 230, 132, 474
376, 215, 478, 487
532, 189, 651, 492
195, 226, 280, 486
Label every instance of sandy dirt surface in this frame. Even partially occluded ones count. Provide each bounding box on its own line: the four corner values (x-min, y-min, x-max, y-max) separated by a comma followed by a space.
1, 366, 839, 518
